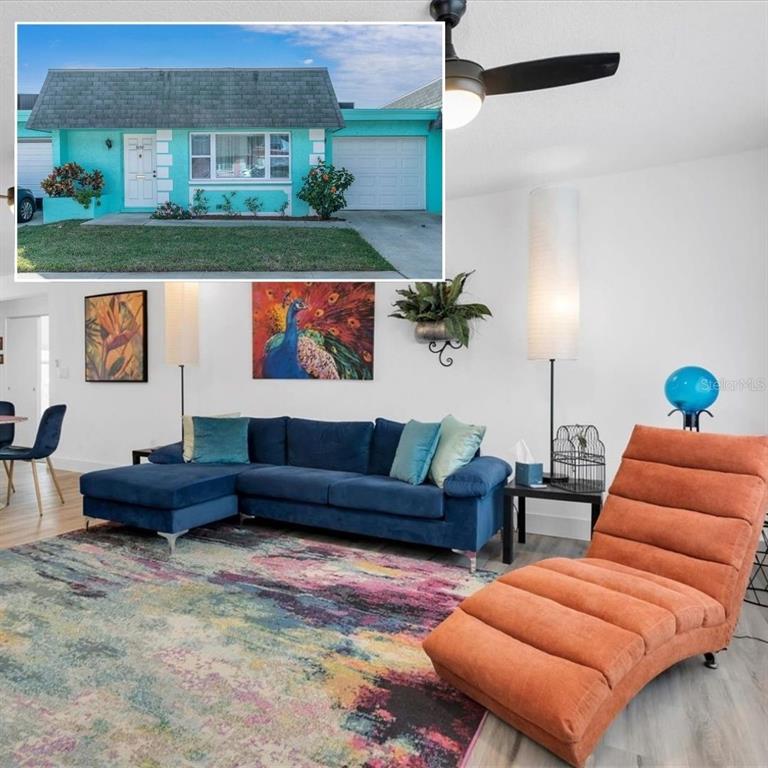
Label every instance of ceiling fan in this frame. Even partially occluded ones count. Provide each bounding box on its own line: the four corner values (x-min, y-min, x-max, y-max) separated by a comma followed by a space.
430, 0, 620, 129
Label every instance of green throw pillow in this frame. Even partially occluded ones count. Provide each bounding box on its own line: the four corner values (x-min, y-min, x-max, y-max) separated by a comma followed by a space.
429, 414, 486, 488
191, 416, 250, 464
390, 420, 442, 485
183, 412, 240, 462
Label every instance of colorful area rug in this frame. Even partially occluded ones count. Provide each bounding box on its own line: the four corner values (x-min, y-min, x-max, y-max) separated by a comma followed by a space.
0, 525, 490, 767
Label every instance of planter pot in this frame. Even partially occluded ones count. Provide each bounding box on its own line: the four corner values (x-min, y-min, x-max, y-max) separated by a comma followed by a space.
414, 321, 453, 343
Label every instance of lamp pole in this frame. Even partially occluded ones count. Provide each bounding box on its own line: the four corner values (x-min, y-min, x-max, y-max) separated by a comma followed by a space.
179, 364, 185, 418
549, 358, 555, 480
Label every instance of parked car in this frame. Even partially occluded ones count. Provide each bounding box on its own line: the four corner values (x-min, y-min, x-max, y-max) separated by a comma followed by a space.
16, 188, 36, 223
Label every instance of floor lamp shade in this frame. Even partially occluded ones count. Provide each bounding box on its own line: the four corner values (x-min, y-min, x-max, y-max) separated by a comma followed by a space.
527, 187, 580, 360
164, 282, 199, 366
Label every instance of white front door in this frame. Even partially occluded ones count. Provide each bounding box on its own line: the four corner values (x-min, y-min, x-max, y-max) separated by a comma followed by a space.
4, 316, 43, 446
331, 137, 426, 210
124, 134, 157, 207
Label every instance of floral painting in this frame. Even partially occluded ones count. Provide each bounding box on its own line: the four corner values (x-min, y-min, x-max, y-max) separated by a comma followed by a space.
85, 291, 147, 382
252, 283, 374, 380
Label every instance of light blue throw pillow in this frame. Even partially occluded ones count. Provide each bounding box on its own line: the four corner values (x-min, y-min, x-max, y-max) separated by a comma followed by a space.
429, 414, 486, 488
191, 417, 250, 464
390, 420, 442, 485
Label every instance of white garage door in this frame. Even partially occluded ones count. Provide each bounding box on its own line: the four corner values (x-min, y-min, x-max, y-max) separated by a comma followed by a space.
17, 140, 53, 199
332, 137, 426, 210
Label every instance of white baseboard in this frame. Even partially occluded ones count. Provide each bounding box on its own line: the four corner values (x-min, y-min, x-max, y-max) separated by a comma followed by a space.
52, 457, 118, 474
524, 509, 591, 542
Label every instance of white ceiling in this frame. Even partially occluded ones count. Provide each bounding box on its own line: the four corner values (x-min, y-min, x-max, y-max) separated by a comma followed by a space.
220, 1, 765, 199
440, 0, 768, 197
2, 0, 767, 208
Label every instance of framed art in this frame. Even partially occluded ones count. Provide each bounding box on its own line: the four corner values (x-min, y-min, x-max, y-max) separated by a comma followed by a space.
85, 290, 148, 382
252, 283, 374, 380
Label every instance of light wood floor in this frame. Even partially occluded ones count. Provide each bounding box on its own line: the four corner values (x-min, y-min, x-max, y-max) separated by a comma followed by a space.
1, 468, 766, 767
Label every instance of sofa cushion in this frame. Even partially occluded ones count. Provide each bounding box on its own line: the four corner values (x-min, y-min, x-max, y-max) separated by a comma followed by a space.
191, 417, 250, 464
368, 418, 405, 475
444, 457, 512, 498
287, 418, 373, 474
248, 416, 289, 465
390, 420, 442, 485
80, 463, 256, 510
329, 475, 445, 520
149, 441, 184, 464
237, 465, 361, 505
429, 414, 486, 488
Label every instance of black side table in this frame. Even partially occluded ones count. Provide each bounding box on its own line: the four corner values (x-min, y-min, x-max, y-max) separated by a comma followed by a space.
503, 483, 604, 564
132, 448, 153, 465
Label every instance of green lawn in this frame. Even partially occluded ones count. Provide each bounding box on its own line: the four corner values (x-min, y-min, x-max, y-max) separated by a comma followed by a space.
17, 221, 395, 273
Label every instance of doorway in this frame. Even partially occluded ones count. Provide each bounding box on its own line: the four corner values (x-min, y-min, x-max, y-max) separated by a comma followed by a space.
3, 315, 49, 445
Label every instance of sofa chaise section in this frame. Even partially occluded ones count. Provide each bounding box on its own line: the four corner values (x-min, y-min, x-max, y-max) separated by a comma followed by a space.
80, 463, 253, 552
423, 425, 768, 766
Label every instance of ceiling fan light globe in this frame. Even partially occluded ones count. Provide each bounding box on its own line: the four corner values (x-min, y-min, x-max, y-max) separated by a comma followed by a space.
444, 59, 486, 130
444, 88, 483, 129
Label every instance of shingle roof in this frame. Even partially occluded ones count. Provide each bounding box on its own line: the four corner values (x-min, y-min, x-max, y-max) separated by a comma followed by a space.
26, 68, 345, 130
383, 79, 442, 109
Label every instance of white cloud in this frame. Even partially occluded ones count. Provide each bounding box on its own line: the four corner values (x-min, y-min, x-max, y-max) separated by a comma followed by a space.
242, 24, 442, 107
303, 58, 314, 65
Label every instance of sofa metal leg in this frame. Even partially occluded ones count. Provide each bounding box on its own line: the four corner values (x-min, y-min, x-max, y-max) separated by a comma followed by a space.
238, 511, 255, 525
158, 530, 188, 555
704, 651, 718, 669
452, 549, 478, 574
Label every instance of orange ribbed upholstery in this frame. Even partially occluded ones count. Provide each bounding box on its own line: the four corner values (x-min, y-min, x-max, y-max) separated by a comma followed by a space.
423, 425, 768, 767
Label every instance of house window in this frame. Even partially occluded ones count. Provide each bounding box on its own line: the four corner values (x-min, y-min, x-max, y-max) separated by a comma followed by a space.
189, 133, 291, 181
190, 134, 211, 179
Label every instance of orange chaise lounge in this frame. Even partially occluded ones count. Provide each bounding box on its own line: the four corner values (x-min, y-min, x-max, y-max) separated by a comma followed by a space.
423, 425, 768, 767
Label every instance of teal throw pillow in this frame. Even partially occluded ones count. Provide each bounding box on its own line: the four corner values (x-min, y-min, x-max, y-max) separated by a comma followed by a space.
429, 414, 486, 488
191, 417, 250, 464
390, 420, 442, 485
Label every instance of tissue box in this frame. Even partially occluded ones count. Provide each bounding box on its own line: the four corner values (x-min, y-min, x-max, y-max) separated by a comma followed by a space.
515, 461, 543, 486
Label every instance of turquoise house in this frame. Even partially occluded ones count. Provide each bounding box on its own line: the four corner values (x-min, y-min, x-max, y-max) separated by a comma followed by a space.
25, 69, 442, 224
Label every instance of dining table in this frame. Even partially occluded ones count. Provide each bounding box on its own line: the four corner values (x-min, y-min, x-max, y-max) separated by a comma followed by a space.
0, 416, 28, 424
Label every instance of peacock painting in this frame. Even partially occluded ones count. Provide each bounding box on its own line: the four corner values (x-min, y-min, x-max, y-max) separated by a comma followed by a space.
252, 283, 375, 380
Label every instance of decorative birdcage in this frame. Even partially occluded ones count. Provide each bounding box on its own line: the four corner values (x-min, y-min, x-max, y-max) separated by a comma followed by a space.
550, 424, 605, 493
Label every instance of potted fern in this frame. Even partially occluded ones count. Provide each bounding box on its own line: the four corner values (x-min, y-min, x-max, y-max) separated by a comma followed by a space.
390, 271, 492, 347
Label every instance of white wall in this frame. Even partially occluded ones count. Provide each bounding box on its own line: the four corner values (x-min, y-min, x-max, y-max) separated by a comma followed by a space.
4, 148, 765, 540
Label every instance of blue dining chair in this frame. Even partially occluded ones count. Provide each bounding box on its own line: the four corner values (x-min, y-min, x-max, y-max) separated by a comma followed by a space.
0, 401, 15, 494
0, 404, 67, 515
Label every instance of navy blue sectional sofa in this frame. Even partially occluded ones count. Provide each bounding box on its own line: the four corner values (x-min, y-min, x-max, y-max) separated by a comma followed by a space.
80, 417, 511, 570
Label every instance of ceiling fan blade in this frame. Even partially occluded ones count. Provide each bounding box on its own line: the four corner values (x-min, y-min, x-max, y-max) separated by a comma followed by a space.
482, 53, 620, 96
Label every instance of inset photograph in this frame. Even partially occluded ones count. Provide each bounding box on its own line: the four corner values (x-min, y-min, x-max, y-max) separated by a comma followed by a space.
15, 23, 443, 280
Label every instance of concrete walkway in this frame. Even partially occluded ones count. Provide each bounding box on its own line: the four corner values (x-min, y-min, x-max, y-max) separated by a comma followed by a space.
18, 270, 404, 281
79, 210, 443, 279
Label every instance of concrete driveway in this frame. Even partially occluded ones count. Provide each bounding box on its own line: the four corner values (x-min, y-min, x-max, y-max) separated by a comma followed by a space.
341, 211, 442, 279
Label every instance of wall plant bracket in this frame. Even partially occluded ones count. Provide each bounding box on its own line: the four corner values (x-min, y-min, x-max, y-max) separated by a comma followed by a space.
429, 339, 463, 367
390, 271, 492, 368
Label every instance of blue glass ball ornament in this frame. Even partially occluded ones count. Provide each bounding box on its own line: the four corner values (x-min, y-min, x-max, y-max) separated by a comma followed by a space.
664, 366, 719, 413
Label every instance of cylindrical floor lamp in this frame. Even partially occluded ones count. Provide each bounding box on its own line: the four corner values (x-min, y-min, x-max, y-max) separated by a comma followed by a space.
164, 282, 199, 422
527, 186, 580, 481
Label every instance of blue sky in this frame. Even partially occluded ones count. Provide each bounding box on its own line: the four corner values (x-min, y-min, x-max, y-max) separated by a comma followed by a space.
17, 23, 442, 108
